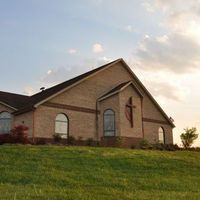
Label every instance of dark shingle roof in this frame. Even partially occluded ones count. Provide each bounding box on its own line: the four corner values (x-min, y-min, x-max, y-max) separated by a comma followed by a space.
13, 59, 122, 115
0, 91, 30, 110
99, 81, 131, 99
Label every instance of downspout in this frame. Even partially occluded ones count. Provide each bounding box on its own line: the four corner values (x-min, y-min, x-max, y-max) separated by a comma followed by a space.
95, 101, 99, 141
32, 109, 35, 143
141, 98, 145, 139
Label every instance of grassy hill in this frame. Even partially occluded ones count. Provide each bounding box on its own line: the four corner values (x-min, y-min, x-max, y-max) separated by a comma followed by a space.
0, 145, 199, 200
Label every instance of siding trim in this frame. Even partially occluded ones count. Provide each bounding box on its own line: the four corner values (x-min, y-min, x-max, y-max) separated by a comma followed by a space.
43, 102, 100, 115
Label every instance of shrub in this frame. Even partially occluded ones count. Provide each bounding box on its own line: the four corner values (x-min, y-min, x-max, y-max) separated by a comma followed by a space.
53, 133, 62, 143
131, 145, 135, 149
34, 138, 47, 145
86, 138, 94, 146
180, 127, 198, 149
152, 143, 180, 151
68, 136, 76, 145
115, 137, 124, 147
10, 125, 29, 144
139, 139, 152, 149
0, 134, 12, 145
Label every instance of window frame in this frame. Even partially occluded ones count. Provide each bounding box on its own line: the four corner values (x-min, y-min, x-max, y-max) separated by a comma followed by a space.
158, 127, 165, 144
103, 109, 115, 137
0, 111, 11, 134
55, 113, 69, 138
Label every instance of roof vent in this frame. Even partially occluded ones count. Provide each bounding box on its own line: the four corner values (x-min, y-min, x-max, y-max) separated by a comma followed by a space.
40, 87, 45, 92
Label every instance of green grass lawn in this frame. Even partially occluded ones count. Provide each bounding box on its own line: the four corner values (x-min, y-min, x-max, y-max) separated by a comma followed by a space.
0, 145, 199, 200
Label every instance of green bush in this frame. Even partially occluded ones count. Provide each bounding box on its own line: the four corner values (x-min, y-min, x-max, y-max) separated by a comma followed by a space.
53, 133, 62, 143
86, 138, 94, 146
68, 136, 76, 145
152, 143, 180, 151
139, 139, 152, 149
115, 137, 124, 147
180, 127, 198, 149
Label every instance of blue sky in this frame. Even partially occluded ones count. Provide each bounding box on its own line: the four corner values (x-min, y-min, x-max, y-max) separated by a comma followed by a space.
0, 0, 163, 92
1, 0, 200, 146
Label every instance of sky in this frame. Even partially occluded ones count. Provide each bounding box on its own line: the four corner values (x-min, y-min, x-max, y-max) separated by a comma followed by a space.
0, 0, 200, 146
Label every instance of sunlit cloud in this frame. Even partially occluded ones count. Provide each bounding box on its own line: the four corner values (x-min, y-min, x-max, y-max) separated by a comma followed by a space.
93, 43, 104, 53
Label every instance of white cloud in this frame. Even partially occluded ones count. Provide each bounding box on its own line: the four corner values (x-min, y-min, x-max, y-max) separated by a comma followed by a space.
68, 49, 77, 54
93, 43, 104, 53
135, 33, 200, 73
98, 56, 113, 63
136, 1, 200, 73
141, 1, 155, 13
23, 86, 36, 96
124, 25, 133, 32
47, 70, 52, 75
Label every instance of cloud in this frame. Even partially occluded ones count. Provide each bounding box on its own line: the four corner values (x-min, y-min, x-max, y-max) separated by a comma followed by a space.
130, 68, 189, 102
40, 56, 114, 88
41, 67, 81, 85
68, 49, 77, 54
23, 86, 36, 96
141, 1, 155, 13
135, 33, 200, 73
98, 56, 113, 63
93, 43, 104, 53
145, 80, 187, 101
47, 70, 52, 75
136, 0, 200, 73
124, 25, 134, 32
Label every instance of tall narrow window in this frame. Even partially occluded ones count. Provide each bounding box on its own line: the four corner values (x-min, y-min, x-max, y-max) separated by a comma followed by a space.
158, 127, 165, 144
55, 114, 68, 138
0, 112, 11, 134
104, 109, 115, 136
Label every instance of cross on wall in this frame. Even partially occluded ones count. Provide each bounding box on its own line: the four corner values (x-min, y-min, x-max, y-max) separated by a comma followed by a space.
125, 97, 136, 128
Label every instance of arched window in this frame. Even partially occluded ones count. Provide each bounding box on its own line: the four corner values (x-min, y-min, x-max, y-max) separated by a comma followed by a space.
104, 109, 115, 136
158, 127, 165, 144
55, 114, 68, 138
0, 112, 11, 134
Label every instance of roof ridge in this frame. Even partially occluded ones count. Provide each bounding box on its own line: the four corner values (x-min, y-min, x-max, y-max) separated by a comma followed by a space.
31, 58, 122, 98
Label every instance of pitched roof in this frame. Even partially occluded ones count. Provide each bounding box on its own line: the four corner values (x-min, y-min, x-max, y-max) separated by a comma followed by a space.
14, 59, 122, 115
98, 81, 143, 101
0, 91, 30, 110
2, 58, 174, 127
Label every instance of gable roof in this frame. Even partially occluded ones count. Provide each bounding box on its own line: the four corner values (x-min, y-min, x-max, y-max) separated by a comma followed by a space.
13, 59, 122, 115
0, 91, 30, 110
5, 58, 174, 127
98, 81, 143, 101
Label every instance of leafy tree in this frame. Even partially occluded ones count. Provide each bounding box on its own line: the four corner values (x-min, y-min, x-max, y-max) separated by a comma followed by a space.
180, 127, 198, 149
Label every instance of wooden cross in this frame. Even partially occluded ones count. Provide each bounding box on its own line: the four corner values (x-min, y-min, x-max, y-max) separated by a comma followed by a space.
125, 97, 136, 128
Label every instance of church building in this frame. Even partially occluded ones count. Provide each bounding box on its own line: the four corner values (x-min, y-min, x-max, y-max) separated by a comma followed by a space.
0, 59, 175, 147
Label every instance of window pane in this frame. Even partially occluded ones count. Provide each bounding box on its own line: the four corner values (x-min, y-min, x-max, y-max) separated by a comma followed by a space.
55, 114, 68, 137
0, 112, 11, 134
158, 127, 164, 143
104, 131, 115, 137
104, 109, 115, 136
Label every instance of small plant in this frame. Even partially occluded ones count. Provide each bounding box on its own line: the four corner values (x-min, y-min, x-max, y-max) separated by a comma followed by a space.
53, 133, 62, 143
131, 145, 135, 149
10, 125, 29, 144
35, 138, 46, 145
115, 137, 123, 147
139, 139, 152, 149
180, 127, 198, 149
86, 138, 94, 146
152, 143, 180, 151
68, 136, 76, 145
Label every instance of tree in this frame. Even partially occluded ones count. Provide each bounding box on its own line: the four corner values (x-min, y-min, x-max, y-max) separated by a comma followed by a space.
180, 127, 198, 149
